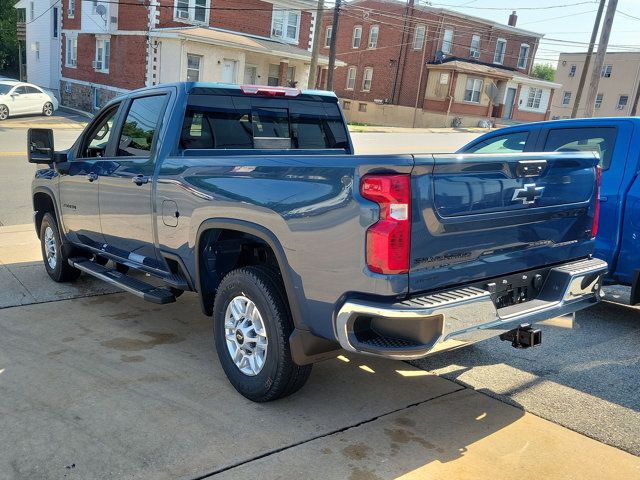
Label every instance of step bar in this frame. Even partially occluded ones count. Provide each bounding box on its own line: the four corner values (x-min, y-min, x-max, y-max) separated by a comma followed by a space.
69, 258, 176, 305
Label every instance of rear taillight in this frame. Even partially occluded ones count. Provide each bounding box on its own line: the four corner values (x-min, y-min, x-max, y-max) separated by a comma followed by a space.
592, 165, 602, 238
360, 174, 411, 274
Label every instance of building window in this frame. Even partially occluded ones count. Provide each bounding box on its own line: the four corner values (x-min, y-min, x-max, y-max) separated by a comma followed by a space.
464, 77, 483, 103
518, 44, 530, 69
442, 28, 453, 54
362, 67, 373, 92
271, 9, 301, 42
325, 26, 332, 48
352, 26, 362, 48
94, 38, 110, 72
413, 25, 426, 50
358, 103, 367, 112
30, 1, 34, 20
68, 0, 75, 18
53, 7, 58, 38
494, 38, 506, 64
526, 87, 543, 109
33, 42, 40, 60
569, 64, 576, 77
595, 93, 603, 109
601, 64, 613, 78
286, 66, 296, 86
267, 64, 280, 86
346, 66, 356, 90
186, 54, 202, 82
175, 0, 209, 24
65, 36, 77, 67
470, 34, 480, 59
617, 95, 629, 110
562, 91, 571, 106
368, 25, 379, 49
342, 100, 351, 111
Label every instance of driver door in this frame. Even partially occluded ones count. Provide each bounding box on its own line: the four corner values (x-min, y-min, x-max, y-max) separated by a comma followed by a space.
58, 102, 122, 246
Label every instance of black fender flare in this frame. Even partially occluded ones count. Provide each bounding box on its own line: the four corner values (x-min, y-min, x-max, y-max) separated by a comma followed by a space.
32, 186, 62, 237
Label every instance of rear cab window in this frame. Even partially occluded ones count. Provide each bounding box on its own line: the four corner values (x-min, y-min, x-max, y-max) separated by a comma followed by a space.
542, 127, 617, 170
179, 91, 350, 153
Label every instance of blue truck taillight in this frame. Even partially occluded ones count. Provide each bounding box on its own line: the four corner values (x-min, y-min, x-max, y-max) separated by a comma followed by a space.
360, 174, 411, 274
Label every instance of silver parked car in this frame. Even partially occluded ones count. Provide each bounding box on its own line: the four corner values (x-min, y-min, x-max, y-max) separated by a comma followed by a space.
0, 81, 59, 120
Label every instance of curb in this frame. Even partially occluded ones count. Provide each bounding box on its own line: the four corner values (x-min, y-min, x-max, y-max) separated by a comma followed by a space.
58, 105, 94, 119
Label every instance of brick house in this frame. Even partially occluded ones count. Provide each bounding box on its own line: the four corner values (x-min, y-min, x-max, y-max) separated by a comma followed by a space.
60, 0, 331, 112
318, 0, 560, 127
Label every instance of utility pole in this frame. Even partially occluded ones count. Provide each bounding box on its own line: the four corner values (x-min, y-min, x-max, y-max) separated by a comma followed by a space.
584, 0, 618, 118
307, 0, 325, 89
326, 0, 342, 91
631, 74, 640, 116
571, 0, 606, 118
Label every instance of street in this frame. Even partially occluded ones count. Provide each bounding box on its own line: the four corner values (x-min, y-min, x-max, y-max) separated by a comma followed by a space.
0, 115, 638, 479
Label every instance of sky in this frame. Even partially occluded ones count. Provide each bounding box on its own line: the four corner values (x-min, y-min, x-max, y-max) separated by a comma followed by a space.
422, 0, 640, 66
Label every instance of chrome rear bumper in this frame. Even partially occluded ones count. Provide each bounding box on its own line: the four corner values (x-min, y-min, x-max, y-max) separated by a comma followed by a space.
335, 258, 607, 360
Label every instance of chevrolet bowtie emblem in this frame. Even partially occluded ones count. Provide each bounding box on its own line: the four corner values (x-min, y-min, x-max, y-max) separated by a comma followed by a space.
512, 183, 544, 204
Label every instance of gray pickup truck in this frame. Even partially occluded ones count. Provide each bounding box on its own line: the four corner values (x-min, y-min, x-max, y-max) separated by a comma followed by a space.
28, 83, 606, 401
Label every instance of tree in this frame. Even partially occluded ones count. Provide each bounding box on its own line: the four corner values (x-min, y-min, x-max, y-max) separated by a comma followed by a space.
0, 0, 19, 76
531, 64, 556, 82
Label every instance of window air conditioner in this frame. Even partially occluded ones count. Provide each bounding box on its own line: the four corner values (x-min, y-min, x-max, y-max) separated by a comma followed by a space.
178, 10, 190, 19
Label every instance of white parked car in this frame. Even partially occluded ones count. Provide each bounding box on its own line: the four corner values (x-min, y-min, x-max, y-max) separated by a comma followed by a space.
0, 81, 59, 120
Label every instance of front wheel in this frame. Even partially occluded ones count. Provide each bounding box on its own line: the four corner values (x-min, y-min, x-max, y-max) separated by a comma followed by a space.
43, 102, 54, 117
40, 213, 81, 282
213, 265, 312, 402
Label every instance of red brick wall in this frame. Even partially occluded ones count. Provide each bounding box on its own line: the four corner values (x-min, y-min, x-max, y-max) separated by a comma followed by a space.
511, 108, 546, 122
118, 2, 149, 31
62, 0, 81, 29
61, 33, 147, 90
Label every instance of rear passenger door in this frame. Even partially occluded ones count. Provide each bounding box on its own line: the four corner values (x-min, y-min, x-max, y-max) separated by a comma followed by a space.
538, 123, 634, 268
98, 93, 169, 269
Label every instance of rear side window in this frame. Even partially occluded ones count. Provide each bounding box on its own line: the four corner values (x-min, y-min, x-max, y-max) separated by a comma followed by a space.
117, 95, 166, 157
543, 127, 616, 170
465, 131, 529, 154
180, 95, 349, 151
26, 86, 42, 94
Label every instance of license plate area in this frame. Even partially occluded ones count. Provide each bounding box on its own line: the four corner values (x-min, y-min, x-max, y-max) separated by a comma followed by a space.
477, 265, 553, 309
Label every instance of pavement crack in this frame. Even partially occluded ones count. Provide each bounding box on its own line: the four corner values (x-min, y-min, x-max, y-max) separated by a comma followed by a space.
0, 290, 121, 310
190, 386, 465, 479
3, 266, 37, 303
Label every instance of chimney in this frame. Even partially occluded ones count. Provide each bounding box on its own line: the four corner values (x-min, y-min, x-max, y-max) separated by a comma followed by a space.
508, 11, 518, 27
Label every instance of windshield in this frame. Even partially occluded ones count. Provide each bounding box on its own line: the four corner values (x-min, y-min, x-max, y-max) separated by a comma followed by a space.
0, 84, 13, 95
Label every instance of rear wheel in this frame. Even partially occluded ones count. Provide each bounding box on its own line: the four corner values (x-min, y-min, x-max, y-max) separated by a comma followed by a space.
40, 213, 81, 282
43, 102, 53, 117
213, 265, 312, 402
0, 105, 8, 121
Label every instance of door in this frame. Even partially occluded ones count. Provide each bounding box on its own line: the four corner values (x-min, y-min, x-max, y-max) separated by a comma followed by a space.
8, 85, 30, 114
503, 87, 517, 119
25, 85, 47, 114
98, 94, 168, 268
222, 59, 238, 83
244, 65, 257, 84
59, 103, 121, 246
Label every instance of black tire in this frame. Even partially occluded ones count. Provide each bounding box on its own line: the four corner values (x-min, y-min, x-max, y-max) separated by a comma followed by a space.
213, 265, 312, 402
40, 213, 81, 282
43, 102, 54, 117
0, 104, 8, 121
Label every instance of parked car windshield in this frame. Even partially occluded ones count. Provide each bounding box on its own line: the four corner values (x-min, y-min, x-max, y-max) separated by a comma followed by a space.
0, 84, 13, 95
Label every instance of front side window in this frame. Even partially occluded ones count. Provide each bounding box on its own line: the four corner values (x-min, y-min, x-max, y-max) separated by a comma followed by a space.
95, 38, 110, 72
186, 54, 201, 82
617, 95, 628, 110
413, 25, 426, 50
494, 39, 506, 64
325, 26, 332, 48
470, 34, 480, 58
80, 104, 120, 158
362, 68, 373, 92
526, 87, 543, 109
352, 26, 362, 48
442, 28, 453, 54
118, 95, 166, 157
544, 127, 616, 170
65, 36, 77, 67
466, 131, 529, 154
601, 64, 613, 78
464, 77, 482, 103
562, 91, 571, 106
368, 25, 379, 49
518, 44, 530, 69
346, 67, 356, 90
271, 9, 300, 42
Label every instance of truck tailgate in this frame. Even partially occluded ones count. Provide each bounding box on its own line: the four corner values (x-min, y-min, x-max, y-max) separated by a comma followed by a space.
409, 152, 599, 293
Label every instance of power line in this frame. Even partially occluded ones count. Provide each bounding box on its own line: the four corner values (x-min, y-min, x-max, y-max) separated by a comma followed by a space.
429, 1, 600, 10
26, 0, 61, 25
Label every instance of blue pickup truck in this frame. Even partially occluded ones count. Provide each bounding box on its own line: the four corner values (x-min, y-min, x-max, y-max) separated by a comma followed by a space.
459, 117, 639, 305
27, 83, 606, 401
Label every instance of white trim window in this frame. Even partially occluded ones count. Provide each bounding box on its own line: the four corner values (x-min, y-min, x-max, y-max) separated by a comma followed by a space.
601, 64, 613, 78
617, 95, 629, 110
562, 91, 571, 107
518, 44, 530, 69
174, 0, 209, 24
494, 38, 506, 64
368, 25, 379, 49
68, 0, 75, 18
442, 28, 453, 54
352, 26, 362, 48
325, 26, 332, 48
34, 41, 40, 61
94, 37, 110, 73
346, 66, 356, 90
271, 9, 301, 43
569, 64, 577, 77
65, 35, 77, 67
470, 34, 481, 59
186, 53, 202, 82
413, 24, 426, 50
526, 87, 542, 109
362, 67, 373, 92
464, 77, 483, 103
595, 93, 603, 109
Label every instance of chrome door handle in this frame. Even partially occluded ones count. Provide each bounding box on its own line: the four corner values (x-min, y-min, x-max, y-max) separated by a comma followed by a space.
86, 172, 98, 182
132, 175, 149, 186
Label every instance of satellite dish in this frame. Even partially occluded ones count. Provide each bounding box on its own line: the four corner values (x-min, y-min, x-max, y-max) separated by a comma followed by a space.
96, 4, 107, 16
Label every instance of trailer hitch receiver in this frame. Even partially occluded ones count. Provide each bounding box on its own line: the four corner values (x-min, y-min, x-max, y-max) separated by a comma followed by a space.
499, 324, 541, 349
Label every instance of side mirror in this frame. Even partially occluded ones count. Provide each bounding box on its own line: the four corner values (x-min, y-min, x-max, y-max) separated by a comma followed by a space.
11, 92, 19, 97
28, 128, 55, 163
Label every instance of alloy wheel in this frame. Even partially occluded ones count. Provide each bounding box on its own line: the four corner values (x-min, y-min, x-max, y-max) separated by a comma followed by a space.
224, 295, 268, 376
